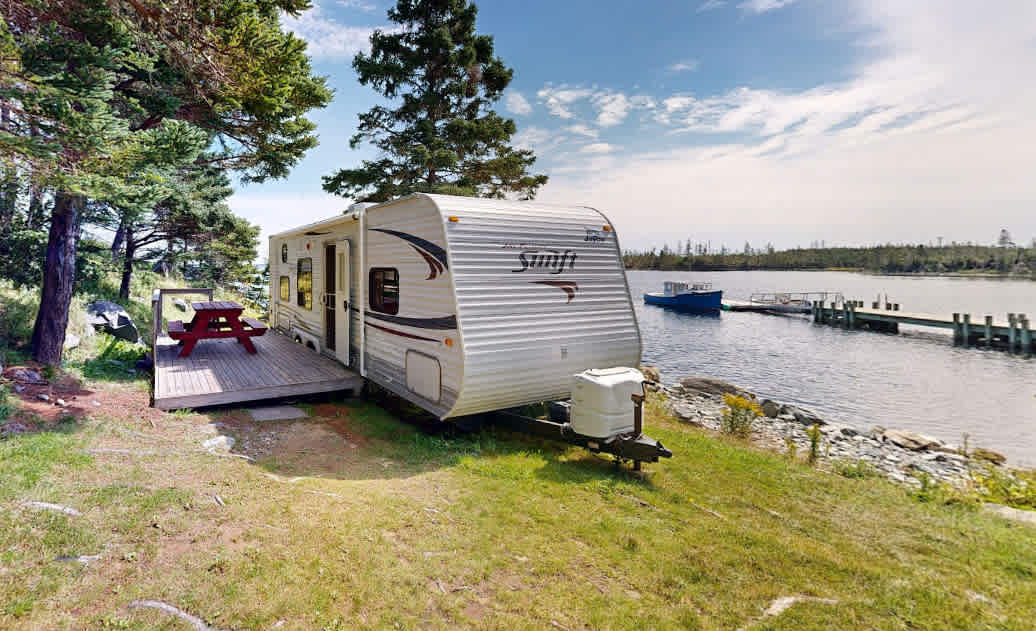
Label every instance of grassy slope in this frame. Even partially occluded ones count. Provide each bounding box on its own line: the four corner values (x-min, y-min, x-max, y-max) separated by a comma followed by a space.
0, 391, 1033, 630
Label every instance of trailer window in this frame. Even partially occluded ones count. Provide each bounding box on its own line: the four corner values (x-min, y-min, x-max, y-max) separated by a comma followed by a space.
369, 268, 399, 314
297, 258, 313, 310
279, 276, 290, 302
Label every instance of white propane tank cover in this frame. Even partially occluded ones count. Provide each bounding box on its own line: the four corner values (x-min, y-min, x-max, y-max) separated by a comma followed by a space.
569, 367, 645, 438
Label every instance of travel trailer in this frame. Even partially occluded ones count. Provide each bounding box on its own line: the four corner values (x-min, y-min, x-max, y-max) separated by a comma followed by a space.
269, 193, 643, 418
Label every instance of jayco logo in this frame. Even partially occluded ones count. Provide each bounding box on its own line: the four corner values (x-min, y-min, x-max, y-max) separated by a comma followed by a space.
512, 249, 577, 274
584, 228, 607, 242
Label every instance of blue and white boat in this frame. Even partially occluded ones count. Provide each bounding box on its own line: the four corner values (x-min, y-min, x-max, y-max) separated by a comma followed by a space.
643, 281, 723, 311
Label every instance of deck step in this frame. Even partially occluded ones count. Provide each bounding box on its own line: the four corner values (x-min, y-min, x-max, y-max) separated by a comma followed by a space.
167, 320, 186, 335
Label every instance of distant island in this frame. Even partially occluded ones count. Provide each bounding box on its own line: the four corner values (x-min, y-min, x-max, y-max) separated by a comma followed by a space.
623, 243, 1035, 277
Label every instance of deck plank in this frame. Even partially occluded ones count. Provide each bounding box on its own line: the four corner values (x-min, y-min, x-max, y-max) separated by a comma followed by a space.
154, 330, 361, 410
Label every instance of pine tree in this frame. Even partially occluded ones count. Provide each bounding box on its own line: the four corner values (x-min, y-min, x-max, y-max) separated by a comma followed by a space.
1, 0, 330, 364
323, 0, 547, 202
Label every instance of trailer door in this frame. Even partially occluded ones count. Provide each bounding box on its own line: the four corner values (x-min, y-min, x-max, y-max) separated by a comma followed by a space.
334, 240, 351, 364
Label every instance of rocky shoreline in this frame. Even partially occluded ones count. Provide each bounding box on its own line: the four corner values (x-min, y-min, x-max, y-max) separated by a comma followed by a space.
655, 374, 1009, 487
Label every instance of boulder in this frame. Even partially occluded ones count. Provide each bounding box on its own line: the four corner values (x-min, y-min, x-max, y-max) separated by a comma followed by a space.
882, 429, 942, 451
86, 301, 140, 343
1, 422, 31, 437
760, 399, 779, 418
780, 405, 826, 426
11, 368, 45, 384
135, 353, 153, 373
172, 298, 188, 312
970, 447, 1007, 466
670, 403, 697, 422
203, 435, 235, 451
63, 333, 80, 350
639, 365, 661, 383
679, 376, 751, 399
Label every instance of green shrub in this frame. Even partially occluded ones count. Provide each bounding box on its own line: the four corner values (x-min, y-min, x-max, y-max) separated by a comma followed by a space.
0, 384, 12, 422
720, 394, 761, 438
806, 424, 822, 465
971, 465, 1036, 509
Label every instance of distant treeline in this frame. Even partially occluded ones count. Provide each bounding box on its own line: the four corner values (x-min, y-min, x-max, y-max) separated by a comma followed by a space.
623, 244, 1036, 276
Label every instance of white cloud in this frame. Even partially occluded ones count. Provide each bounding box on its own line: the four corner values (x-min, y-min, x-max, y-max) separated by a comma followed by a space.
697, 0, 726, 11
566, 124, 599, 138
738, 0, 796, 13
512, 126, 566, 153
593, 92, 630, 127
229, 192, 349, 261
281, 4, 385, 60
504, 91, 533, 116
669, 60, 700, 72
535, 0, 1036, 250
579, 143, 619, 154
536, 85, 596, 119
336, 0, 378, 12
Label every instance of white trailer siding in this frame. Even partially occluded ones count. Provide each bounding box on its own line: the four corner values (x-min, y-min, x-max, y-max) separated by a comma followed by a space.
433, 196, 641, 417
362, 197, 463, 417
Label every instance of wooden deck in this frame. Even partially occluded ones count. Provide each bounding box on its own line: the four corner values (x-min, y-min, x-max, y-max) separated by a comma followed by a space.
154, 330, 364, 410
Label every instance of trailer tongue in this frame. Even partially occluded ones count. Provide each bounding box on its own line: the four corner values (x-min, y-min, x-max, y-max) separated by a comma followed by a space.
487, 367, 673, 470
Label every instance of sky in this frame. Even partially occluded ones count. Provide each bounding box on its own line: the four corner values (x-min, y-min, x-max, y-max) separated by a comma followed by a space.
233, 0, 1036, 260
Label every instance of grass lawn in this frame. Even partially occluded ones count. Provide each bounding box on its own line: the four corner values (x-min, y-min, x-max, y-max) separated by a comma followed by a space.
0, 385, 1033, 630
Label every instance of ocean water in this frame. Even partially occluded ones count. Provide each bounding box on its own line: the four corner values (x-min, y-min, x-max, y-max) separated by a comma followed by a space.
628, 270, 1036, 465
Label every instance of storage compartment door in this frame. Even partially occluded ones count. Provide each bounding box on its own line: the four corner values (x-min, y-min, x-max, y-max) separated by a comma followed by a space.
406, 350, 441, 403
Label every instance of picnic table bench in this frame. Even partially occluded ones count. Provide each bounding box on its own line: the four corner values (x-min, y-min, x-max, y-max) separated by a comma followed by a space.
166, 301, 267, 358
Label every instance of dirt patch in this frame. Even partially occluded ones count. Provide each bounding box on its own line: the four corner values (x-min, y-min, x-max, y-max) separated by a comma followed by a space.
2, 364, 165, 430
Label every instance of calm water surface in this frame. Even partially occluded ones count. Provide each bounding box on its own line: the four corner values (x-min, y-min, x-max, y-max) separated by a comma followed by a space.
628, 271, 1036, 466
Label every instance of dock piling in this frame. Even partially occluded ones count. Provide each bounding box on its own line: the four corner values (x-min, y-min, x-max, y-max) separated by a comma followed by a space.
984, 315, 993, 347
962, 314, 971, 347
1021, 315, 1032, 355
952, 313, 961, 344
1008, 313, 1017, 351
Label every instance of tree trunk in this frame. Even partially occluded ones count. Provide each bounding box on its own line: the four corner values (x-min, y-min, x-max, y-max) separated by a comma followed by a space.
0, 106, 17, 228
119, 232, 135, 300
30, 191, 83, 366
111, 212, 128, 263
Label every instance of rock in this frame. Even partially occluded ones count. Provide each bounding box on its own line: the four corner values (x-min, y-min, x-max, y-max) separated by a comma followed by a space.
203, 435, 235, 451
172, 298, 188, 312
91, 400, 101, 408
671, 403, 697, 422
639, 365, 661, 383
679, 376, 751, 399
1, 422, 31, 437
248, 405, 308, 422
882, 429, 942, 451
970, 448, 1007, 466
782, 405, 825, 426
85, 300, 140, 343
55, 398, 67, 407
135, 353, 153, 372
777, 413, 796, 422
63, 333, 80, 350
870, 425, 887, 441
12, 368, 45, 385
760, 399, 779, 418
13, 384, 24, 393
37, 393, 50, 402
839, 426, 859, 437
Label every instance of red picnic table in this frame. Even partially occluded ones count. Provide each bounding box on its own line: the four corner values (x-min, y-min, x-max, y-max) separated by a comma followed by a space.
166, 301, 267, 358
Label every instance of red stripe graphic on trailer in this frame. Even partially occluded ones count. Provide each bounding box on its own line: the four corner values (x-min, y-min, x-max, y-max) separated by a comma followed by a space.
534, 280, 579, 303
365, 321, 439, 342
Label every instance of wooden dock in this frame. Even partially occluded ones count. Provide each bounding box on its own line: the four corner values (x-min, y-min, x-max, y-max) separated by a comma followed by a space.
154, 331, 364, 409
723, 291, 841, 314
812, 300, 1033, 353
